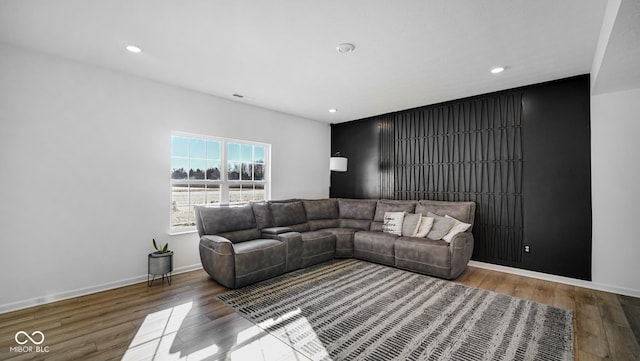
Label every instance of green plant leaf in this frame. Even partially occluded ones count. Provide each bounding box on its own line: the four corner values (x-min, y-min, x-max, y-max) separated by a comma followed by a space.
152, 238, 159, 251
162, 243, 169, 253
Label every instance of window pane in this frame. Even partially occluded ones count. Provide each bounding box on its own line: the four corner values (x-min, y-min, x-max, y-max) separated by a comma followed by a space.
253, 163, 264, 181
171, 157, 188, 179
205, 185, 220, 204
190, 138, 206, 158
171, 185, 190, 206
171, 136, 189, 157
228, 143, 240, 161
228, 162, 240, 180
189, 184, 206, 205
171, 205, 192, 230
254, 146, 265, 163
189, 159, 206, 180
240, 185, 254, 202
171, 185, 195, 232
254, 184, 265, 201
241, 144, 253, 162
241, 163, 252, 180
206, 161, 220, 180
206, 140, 221, 160
229, 184, 242, 203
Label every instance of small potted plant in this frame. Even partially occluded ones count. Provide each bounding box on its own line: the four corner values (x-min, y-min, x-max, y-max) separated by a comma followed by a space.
148, 238, 173, 286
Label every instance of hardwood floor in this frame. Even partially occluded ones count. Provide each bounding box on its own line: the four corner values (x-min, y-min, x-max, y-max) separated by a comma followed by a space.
1, 265, 639, 360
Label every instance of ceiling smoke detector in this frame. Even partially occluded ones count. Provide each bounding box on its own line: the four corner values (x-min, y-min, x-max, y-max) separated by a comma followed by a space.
336, 43, 355, 54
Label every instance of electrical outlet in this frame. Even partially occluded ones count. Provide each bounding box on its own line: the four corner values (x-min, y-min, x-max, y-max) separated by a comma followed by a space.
524, 245, 530, 253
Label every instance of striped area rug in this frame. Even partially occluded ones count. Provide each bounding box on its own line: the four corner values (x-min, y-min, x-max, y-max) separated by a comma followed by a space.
217, 259, 573, 361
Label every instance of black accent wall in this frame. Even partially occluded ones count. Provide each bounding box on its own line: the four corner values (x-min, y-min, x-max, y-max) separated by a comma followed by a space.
331, 75, 592, 280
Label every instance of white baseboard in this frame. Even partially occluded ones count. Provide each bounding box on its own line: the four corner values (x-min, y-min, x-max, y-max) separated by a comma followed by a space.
4, 261, 637, 314
468, 261, 640, 298
0, 264, 203, 315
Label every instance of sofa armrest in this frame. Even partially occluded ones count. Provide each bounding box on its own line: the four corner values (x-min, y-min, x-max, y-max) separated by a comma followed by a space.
448, 232, 474, 279
275, 232, 303, 272
261, 227, 293, 239
200, 235, 234, 255
199, 235, 236, 288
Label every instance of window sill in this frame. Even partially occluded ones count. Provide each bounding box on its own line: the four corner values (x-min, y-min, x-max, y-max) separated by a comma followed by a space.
169, 229, 198, 236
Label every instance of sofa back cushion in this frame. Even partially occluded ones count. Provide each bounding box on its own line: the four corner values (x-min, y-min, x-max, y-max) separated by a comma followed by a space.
303, 199, 339, 231
251, 201, 274, 229
371, 200, 417, 231
270, 201, 310, 232
337, 198, 378, 230
415, 200, 476, 231
195, 204, 258, 242
303, 199, 338, 219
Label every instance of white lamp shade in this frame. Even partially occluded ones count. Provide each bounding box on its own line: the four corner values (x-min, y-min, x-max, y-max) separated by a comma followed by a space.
330, 156, 348, 172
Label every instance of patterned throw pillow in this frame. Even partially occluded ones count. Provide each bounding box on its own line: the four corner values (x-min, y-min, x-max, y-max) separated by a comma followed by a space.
426, 212, 455, 240
442, 215, 472, 243
382, 211, 405, 236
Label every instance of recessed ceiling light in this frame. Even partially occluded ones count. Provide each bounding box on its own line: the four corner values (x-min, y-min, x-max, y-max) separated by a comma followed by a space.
329, 108, 338, 113
125, 45, 142, 53
490, 66, 505, 74
336, 43, 355, 54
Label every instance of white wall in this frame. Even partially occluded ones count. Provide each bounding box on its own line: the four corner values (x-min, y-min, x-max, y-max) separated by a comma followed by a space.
0, 43, 330, 311
591, 87, 640, 295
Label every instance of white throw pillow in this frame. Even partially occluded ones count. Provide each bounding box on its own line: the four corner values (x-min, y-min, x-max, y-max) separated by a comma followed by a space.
382, 211, 405, 236
442, 215, 472, 243
414, 216, 434, 237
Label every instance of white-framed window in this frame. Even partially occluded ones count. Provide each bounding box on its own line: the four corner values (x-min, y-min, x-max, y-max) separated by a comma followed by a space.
170, 132, 270, 234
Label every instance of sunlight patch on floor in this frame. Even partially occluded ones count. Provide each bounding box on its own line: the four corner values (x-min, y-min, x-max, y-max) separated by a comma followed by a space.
122, 301, 219, 361
255, 308, 328, 360
121, 302, 310, 360
231, 324, 303, 361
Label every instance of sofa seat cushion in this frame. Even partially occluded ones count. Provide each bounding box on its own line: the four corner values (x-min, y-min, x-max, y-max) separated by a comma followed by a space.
233, 238, 282, 253
338, 219, 372, 230
353, 231, 398, 266
318, 227, 358, 258
308, 219, 339, 231
300, 231, 336, 267
394, 237, 450, 278
232, 239, 286, 288
218, 228, 261, 243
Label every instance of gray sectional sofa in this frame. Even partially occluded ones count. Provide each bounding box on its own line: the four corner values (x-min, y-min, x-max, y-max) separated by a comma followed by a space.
195, 198, 475, 289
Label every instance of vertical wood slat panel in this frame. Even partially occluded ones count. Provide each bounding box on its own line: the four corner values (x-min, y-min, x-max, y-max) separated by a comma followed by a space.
380, 93, 524, 264
379, 114, 395, 199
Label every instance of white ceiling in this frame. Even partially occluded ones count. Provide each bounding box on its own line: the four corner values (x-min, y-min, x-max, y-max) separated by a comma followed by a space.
0, 0, 614, 123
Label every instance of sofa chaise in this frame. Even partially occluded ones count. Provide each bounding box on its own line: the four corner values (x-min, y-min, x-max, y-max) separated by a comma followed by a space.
196, 198, 475, 289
